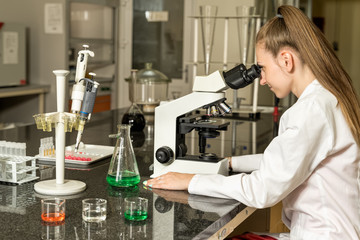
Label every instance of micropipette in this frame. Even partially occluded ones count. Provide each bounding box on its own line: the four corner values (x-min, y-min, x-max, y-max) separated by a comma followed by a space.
74, 73, 99, 152
70, 45, 95, 114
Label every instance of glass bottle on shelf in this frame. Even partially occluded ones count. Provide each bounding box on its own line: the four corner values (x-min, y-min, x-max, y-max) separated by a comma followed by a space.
122, 69, 146, 132
106, 124, 140, 187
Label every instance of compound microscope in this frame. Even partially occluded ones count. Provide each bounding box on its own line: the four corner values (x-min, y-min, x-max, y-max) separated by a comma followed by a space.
152, 64, 261, 178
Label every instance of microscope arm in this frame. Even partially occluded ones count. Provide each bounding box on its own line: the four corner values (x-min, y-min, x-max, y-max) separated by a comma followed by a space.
192, 70, 228, 92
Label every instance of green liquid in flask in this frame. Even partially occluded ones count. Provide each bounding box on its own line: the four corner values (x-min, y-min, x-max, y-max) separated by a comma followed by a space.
106, 171, 140, 187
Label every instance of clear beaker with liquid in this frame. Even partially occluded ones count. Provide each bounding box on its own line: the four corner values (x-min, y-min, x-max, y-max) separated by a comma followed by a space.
106, 124, 140, 187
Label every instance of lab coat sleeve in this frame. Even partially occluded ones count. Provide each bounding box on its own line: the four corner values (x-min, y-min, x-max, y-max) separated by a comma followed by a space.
231, 154, 262, 172
188, 99, 334, 208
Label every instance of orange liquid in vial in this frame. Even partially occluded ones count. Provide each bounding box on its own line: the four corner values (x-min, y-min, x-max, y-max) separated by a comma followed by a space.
41, 212, 65, 222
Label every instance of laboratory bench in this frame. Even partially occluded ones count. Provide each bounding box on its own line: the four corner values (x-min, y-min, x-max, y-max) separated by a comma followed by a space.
0, 84, 50, 114
0, 108, 279, 239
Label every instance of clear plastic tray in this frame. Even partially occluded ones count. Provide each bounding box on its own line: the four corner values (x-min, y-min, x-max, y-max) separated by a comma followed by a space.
37, 144, 114, 165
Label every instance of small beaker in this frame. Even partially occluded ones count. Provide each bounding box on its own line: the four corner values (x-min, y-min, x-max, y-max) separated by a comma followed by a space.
107, 124, 141, 187
124, 197, 148, 221
82, 198, 107, 222
41, 198, 66, 224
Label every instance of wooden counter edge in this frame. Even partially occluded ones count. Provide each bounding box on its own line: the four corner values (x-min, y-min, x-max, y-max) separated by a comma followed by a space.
209, 206, 257, 240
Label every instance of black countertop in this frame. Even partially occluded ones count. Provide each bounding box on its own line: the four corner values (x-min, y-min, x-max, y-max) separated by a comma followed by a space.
0, 108, 277, 239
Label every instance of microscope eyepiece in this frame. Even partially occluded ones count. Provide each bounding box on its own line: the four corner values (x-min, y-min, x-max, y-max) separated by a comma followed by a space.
223, 64, 262, 89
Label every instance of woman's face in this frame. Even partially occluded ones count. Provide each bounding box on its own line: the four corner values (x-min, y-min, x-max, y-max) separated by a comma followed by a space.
256, 43, 292, 98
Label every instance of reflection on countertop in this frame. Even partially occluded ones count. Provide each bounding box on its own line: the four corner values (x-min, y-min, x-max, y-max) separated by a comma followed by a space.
0, 108, 277, 239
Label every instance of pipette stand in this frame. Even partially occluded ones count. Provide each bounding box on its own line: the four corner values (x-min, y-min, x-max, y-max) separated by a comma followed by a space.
34, 70, 86, 195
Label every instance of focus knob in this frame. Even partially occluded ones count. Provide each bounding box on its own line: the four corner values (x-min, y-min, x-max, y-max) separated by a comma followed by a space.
156, 146, 174, 164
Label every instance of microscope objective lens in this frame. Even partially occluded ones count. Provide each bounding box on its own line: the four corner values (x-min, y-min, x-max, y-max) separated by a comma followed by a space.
217, 105, 226, 116
219, 102, 231, 114
206, 107, 211, 116
210, 106, 219, 116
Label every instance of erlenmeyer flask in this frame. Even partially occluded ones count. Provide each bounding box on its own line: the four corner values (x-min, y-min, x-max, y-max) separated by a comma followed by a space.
199, 5, 218, 75
106, 124, 141, 187
122, 70, 146, 132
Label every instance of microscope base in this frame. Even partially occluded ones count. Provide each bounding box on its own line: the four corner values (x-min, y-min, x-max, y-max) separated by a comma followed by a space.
151, 158, 229, 178
34, 179, 86, 195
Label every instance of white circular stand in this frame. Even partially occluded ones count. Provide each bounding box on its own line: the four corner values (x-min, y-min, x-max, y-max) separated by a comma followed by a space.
34, 70, 87, 196
34, 179, 86, 195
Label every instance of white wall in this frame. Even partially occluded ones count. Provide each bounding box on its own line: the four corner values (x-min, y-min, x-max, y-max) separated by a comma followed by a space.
314, 0, 360, 96
0, 0, 67, 117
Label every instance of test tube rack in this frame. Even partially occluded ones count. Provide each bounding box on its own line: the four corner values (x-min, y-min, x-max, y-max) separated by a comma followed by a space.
0, 154, 38, 185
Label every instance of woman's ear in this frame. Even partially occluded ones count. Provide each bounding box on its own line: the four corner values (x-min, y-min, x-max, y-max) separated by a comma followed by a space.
278, 50, 294, 73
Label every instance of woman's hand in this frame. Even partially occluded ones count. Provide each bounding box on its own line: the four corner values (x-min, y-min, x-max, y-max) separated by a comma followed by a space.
143, 172, 195, 190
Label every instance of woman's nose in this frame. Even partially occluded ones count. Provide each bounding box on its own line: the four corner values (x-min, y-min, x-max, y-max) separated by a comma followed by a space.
259, 73, 266, 85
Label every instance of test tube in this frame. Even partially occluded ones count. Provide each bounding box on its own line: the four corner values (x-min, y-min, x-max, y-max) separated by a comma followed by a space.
39, 139, 44, 157
50, 137, 55, 156
0, 141, 5, 154
20, 143, 26, 156
6, 142, 13, 155
13, 142, 18, 155
46, 138, 51, 156
13, 143, 18, 155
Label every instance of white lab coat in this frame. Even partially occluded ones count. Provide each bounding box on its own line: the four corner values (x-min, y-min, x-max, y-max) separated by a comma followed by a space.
188, 80, 360, 239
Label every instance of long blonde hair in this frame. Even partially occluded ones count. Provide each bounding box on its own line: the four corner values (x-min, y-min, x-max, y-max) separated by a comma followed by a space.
256, 5, 360, 146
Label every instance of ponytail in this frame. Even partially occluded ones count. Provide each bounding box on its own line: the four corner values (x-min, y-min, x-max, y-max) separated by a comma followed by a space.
256, 5, 360, 146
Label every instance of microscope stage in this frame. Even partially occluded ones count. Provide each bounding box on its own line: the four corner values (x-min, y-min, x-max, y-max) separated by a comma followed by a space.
178, 154, 222, 163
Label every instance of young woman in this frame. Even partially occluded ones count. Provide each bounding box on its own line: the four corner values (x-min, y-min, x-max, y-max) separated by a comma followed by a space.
144, 5, 360, 239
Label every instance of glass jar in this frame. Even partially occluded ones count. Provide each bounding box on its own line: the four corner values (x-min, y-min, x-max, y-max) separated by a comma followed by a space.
126, 63, 171, 113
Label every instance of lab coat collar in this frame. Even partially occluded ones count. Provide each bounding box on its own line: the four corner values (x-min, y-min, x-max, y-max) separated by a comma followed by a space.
297, 79, 320, 101
297, 79, 338, 107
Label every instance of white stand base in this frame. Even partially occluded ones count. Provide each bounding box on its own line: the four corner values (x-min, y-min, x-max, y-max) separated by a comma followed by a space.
151, 158, 229, 178
34, 179, 86, 195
